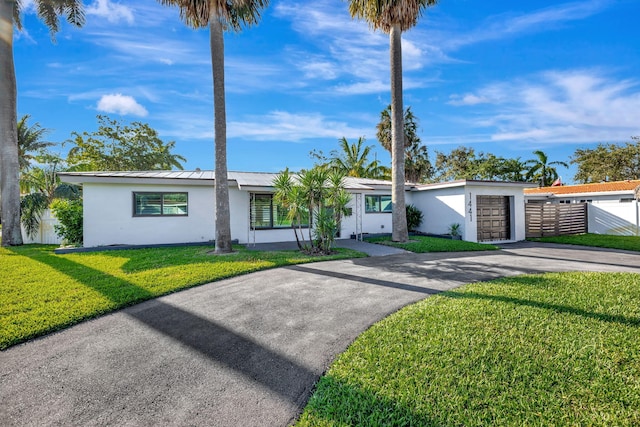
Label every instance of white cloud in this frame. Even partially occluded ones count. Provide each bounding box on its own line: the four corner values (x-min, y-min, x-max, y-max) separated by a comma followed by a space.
442, 0, 608, 50
227, 111, 371, 142
86, 0, 135, 25
96, 93, 148, 116
450, 69, 640, 144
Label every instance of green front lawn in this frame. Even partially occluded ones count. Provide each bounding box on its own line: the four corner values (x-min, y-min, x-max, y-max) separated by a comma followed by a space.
366, 235, 499, 253
529, 233, 640, 252
297, 272, 640, 426
0, 244, 365, 350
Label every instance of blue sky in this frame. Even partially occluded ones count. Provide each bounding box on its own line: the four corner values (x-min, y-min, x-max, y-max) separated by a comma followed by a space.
15, 0, 640, 183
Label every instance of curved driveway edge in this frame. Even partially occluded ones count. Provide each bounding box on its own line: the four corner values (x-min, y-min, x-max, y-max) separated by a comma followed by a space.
2, 243, 639, 426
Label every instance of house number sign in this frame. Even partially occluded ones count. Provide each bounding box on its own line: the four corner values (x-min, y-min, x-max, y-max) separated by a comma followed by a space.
468, 192, 473, 222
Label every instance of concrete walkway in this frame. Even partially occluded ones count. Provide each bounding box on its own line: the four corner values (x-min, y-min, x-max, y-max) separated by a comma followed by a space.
247, 238, 409, 256
2, 243, 640, 426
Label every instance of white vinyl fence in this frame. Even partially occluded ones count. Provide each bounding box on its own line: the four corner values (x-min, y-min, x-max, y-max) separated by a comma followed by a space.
588, 201, 640, 236
21, 209, 63, 244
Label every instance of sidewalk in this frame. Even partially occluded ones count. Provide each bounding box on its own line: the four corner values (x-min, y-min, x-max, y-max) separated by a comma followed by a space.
246, 238, 409, 257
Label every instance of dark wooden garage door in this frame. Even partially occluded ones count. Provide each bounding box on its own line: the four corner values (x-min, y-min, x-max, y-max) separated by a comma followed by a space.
477, 196, 511, 242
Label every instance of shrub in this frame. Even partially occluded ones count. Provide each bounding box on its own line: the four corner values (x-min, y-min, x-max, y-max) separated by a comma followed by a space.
406, 204, 423, 232
50, 199, 83, 246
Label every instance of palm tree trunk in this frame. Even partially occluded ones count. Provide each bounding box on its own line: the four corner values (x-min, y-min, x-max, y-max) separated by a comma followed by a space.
390, 24, 408, 242
210, 14, 232, 253
0, 2, 24, 246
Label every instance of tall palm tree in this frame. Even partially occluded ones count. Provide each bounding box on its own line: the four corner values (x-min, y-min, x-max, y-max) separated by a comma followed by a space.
526, 150, 569, 187
330, 137, 388, 179
1, 1, 84, 246
349, 0, 437, 242
377, 105, 433, 183
18, 114, 54, 170
158, 0, 268, 254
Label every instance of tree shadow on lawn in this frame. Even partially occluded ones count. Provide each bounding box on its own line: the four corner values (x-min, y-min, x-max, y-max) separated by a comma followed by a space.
17, 249, 318, 408
288, 264, 640, 328
442, 275, 640, 328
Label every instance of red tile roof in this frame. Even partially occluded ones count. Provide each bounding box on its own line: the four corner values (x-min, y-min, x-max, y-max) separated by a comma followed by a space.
524, 180, 640, 195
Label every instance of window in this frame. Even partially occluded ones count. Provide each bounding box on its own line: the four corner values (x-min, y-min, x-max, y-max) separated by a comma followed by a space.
133, 192, 188, 216
365, 195, 392, 213
250, 194, 309, 229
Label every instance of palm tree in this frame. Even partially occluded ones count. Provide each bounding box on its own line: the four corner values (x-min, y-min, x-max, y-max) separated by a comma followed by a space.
1, 1, 84, 246
377, 105, 433, 183
330, 137, 388, 179
20, 156, 79, 239
158, 0, 268, 254
349, 0, 438, 242
526, 150, 569, 187
18, 115, 54, 170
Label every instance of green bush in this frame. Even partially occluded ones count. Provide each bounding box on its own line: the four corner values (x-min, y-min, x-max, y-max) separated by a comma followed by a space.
406, 204, 423, 232
50, 199, 83, 246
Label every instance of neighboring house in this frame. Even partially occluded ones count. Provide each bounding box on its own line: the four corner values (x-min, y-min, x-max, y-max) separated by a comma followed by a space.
58, 171, 534, 247
524, 180, 640, 236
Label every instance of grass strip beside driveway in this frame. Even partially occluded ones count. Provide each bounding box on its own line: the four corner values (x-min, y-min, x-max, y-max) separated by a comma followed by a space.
529, 233, 640, 252
0, 244, 365, 350
297, 272, 640, 426
367, 235, 498, 253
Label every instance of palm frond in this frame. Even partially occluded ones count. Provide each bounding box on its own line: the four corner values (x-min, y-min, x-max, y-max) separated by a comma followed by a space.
20, 192, 48, 239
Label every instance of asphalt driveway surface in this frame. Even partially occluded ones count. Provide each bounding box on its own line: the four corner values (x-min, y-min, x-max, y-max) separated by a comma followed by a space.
2, 242, 640, 426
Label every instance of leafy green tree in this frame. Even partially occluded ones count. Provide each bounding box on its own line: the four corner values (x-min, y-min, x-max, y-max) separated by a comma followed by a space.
435, 147, 529, 183
1, 1, 84, 246
66, 115, 186, 171
377, 105, 433, 183
434, 146, 478, 181
326, 137, 388, 179
572, 138, 640, 183
498, 157, 528, 182
349, 0, 438, 243
50, 198, 83, 246
526, 150, 569, 187
158, 0, 268, 254
20, 154, 79, 239
18, 115, 54, 170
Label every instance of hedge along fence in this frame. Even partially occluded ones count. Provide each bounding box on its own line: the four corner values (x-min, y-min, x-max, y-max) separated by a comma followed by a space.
525, 203, 587, 238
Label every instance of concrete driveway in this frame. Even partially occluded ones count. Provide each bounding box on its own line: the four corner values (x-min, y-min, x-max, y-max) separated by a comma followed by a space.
2, 242, 639, 426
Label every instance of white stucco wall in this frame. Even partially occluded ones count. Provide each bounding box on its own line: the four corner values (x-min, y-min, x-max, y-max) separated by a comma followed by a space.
340, 192, 394, 238
411, 183, 529, 243
588, 201, 640, 236
83, 183, 215, 247
465, 185, 527, 243
411, 187, 466, 237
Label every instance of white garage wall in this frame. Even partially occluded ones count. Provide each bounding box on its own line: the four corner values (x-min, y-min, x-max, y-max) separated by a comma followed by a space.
83, 183, 215, 247
410, 183, 529, 243
466, 185, 528, 243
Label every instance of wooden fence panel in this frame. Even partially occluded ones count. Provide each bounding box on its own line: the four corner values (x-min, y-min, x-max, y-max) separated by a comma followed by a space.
525, 203, 587, 238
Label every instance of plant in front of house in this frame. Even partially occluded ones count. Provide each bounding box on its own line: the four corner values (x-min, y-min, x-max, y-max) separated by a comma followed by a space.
50, 198, 83, 246
273, 166, 351, 255
406, 204, 423, 232
449, 223, 461, 239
